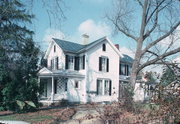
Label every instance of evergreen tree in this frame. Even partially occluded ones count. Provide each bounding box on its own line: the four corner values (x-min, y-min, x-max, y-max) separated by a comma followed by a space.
160, 66, 177, 87
0, 0, 40, 112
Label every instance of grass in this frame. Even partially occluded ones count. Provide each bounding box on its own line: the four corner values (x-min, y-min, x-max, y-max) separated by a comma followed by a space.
0, 114, 53, 123
0, 107, 76, 124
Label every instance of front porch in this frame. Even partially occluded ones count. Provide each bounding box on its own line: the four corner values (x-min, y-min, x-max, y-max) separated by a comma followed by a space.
38, 67, 86, 105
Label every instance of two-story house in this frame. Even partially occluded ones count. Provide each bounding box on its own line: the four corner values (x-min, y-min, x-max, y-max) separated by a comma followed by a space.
38, 35, 122, 104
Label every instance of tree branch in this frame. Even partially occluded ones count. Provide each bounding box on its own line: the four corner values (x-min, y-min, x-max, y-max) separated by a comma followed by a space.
145, 0, 165, 25
138, 47, 180, 72
144, 8, 158, 39
136, 0, 143, 8
142, 21, 180, 55
108, 16, 137, 41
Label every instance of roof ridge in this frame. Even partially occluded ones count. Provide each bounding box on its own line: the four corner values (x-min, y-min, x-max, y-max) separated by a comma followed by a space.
52, 38, 84, 46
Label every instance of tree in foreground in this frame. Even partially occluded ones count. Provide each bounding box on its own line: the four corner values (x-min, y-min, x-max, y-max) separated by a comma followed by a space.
0, 0, 40, 112
108, 0, 180, 89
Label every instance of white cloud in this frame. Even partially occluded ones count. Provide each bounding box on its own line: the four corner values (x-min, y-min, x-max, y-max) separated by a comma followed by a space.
43, 28, 65, 43
173, 56, 180, 63
78, 19, 112, 41
119, 47, 135, 58
158, 26, 180, 49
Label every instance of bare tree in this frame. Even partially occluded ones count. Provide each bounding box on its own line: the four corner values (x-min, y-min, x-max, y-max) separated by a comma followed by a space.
107, 0, 180, 88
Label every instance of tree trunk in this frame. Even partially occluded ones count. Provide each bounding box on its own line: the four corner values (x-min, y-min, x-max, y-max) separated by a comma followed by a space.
130, 40, 143, 89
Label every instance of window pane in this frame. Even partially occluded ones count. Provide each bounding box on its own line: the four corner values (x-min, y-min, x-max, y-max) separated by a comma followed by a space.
68, 56, 74, 70
104, 80, 109, 95
79, 57, 83, 70
97, 80, 103, 95
102, 58, 106, 71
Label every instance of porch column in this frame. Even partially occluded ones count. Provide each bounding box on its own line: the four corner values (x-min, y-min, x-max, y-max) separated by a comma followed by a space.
51, 76, 54, 102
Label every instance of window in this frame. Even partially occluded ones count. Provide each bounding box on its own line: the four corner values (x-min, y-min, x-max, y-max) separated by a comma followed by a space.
102, 44, 106, 51
97, 79, 111, 96
55, 57, 59, 70
68, 56, 74, 70
120, 63, 130, 76
54, 45, 56, 52
51, 59, 54, 70
97, 79, 103, 95
104, 80, 110, 95
79, 57, 83, 70
74, 81, 80, 89
120, 63, 125, 75
51, 57, 59, 70
99, 57, 109, 72
79, 55, 85, 70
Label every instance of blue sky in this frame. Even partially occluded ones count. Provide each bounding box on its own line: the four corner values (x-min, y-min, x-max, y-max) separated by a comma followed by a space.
31, 0, 135, 57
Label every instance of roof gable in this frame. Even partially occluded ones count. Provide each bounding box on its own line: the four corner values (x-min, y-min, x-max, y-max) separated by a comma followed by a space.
38, 67, 52, 75
44, 36, 122, 58
53, 38, 84, 53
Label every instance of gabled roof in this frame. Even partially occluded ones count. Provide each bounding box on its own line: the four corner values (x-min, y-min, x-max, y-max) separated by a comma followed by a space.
121, 54, 134, 64
53, 38, 84, 53
53, 37, 107, 53
44, 36, 122, 59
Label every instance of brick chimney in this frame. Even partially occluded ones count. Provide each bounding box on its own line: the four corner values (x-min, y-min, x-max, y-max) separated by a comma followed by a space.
82, 34, 89, 45
115, 44, 119, 50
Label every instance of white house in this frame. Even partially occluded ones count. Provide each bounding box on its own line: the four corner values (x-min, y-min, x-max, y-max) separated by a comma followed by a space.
38, 35, 124, 104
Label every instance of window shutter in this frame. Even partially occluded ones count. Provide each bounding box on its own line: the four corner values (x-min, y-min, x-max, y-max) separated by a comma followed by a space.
97, 80, 99, 95
83, 55, 85, 69
99, 57, 102, 71
106, 58, 109, 72
54, 79, 57, 94
127, 65, 129, 76
56, 57, 59, 70
119, 63, 121, 75
65, 55, 69, 69
109, 80, 112, 96
51, 60, 53, 70
74, 56, 79, 70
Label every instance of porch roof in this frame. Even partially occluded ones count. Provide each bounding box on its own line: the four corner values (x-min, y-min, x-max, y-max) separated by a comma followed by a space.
38, 67, 85, 78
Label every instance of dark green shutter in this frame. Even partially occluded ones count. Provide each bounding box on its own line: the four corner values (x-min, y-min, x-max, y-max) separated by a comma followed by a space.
127, 65, 129, 76
56, 57, 59, 70
65, 55, 69, 69
107, 58, 109, 72
83, 55, 85, 69
74, 56, 79, 70
97, 80, 99, 95
109, 80, 112, 96
99, 57, 102, 71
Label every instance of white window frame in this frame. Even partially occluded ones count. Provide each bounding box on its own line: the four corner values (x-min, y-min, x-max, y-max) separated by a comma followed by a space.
68, 56, 74, 70
79, 56, 83, 70
51, 56, 59, 70
97, 79, 111, 96
101, 57, 107, 72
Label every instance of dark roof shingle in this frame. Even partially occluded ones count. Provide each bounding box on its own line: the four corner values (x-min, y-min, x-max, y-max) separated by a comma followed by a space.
53, 37, 106, 53
121, 54, 134, 63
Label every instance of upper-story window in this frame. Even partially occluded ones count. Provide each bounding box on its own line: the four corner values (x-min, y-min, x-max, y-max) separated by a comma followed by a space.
99, 57, 109, 72
65, 55, 74, 70
79, 55, 85, 70
120, 63, 130, 76
51, 57, 59, 70
102, 43, 106, 51
68, 56, 74, 70
54, 45, 56, 52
